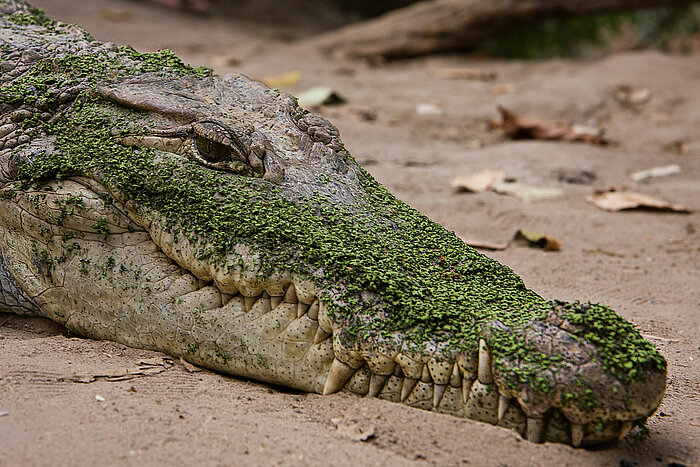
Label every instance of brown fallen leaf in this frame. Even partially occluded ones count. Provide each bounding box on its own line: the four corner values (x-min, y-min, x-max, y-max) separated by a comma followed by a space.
180, 357, 202, 373
336, 422, 376, 442
450, 169, 505, 193
431, 68, 497, 81
498, 106, 609, 145
513, 230, 562, 251
586, 189, 691, 213
297, 87, 346, 108
461, 237, 509, 251
630, 164, 681, 182
664, 140, 688, 155
492, 181, 563, 203
614, 85, 652, 106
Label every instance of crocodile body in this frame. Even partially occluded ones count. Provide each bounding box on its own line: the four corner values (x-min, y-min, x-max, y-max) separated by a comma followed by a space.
0, 0, 666, 447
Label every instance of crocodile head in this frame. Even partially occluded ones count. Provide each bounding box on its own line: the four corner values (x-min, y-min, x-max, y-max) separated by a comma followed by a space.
0, 1, 666, 447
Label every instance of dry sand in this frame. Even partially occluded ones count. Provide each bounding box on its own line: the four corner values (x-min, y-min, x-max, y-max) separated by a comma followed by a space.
1, 1, 698, 465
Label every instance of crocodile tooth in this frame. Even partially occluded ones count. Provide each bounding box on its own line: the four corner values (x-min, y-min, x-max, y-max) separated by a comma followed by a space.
401, 377, 418, 401
526, 417, 544, 443
462, 378, 474, 404
313, 327, 331, 344
619, 421, 632, 440
497, 394, 510, 423
449, 364, 462, 388
369, 373, 389, 397
421, 364, 432, 383
571, 423, 584, 447
297, 302, 310, 318
433, 384, 447, 409
270, 295, 283, 309
393, 365, 403, 377
285, 284, 298, 304
323, 358, 356, 395
478, 339, 493, 384
221, 293, 234, 305
307, 300, 319, 320
244, 296, 257, 312
317, 301, 334, 335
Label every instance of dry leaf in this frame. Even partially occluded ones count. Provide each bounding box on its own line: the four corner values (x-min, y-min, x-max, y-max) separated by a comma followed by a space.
259, 70, 301, 89
336, 422, 376, 442
614, 85, 652, 106
513, 230, 562, 251
415, 103, 443, 116
586, 189, 690, 213
450, 169, 505, 193
180, 357, 202, 373
460, 237, 509, 251
498, 106, 608, 145
138, 357, 171, 367
431, 68, 497, 81
492, 181, 563, 203
297, 87, 346, 107
664, 140, 688, 155
630, 164, 681, 182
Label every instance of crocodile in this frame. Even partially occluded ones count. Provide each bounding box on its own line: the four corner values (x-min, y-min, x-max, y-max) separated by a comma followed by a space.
0, 0, 666, 447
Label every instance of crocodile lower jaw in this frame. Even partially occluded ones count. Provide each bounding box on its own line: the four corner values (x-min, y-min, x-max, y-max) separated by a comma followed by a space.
163, 276, 638, 447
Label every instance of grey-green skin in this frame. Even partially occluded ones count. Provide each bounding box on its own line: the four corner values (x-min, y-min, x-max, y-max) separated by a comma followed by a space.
0, 0, 666, 447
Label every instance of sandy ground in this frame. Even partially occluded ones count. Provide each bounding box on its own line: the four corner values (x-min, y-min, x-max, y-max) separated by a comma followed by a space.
1, 1, 699, 465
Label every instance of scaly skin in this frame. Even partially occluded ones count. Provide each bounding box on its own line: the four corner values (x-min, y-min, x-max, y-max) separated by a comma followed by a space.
0, 0, 666, 447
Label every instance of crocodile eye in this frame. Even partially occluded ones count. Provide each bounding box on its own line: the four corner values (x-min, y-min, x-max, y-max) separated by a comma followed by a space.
195, 135, 230, 162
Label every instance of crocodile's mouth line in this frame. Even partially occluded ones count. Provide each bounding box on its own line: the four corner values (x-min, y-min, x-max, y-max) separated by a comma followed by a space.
154, 242, 637, 447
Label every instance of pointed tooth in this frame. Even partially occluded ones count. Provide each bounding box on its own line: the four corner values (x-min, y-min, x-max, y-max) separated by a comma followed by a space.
307, 300, 319, 320
571, 423, 584, 447
498, 394, 510, 423
285, 284, 298, 303
401, 377, 418, 401
369, 373, 389, 398
313, 327, 331, 344
271, 295, 283, 308
478, 339, 493, 384
297, 302, 310, 318
393, 365, 403, 377
244, 296, 257, 312
221, 293, 234, 305
433, 384, 447, 409
462, 378, 474, 404
618, 421, 632, 440
450, 364, 462, 387
526, 417, 544, 443
261, 291, 270, 299
421, 365, 432, 383
323, 358, 356, 395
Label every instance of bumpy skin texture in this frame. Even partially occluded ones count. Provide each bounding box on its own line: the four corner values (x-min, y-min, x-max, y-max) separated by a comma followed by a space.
0, 0, 666, 447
